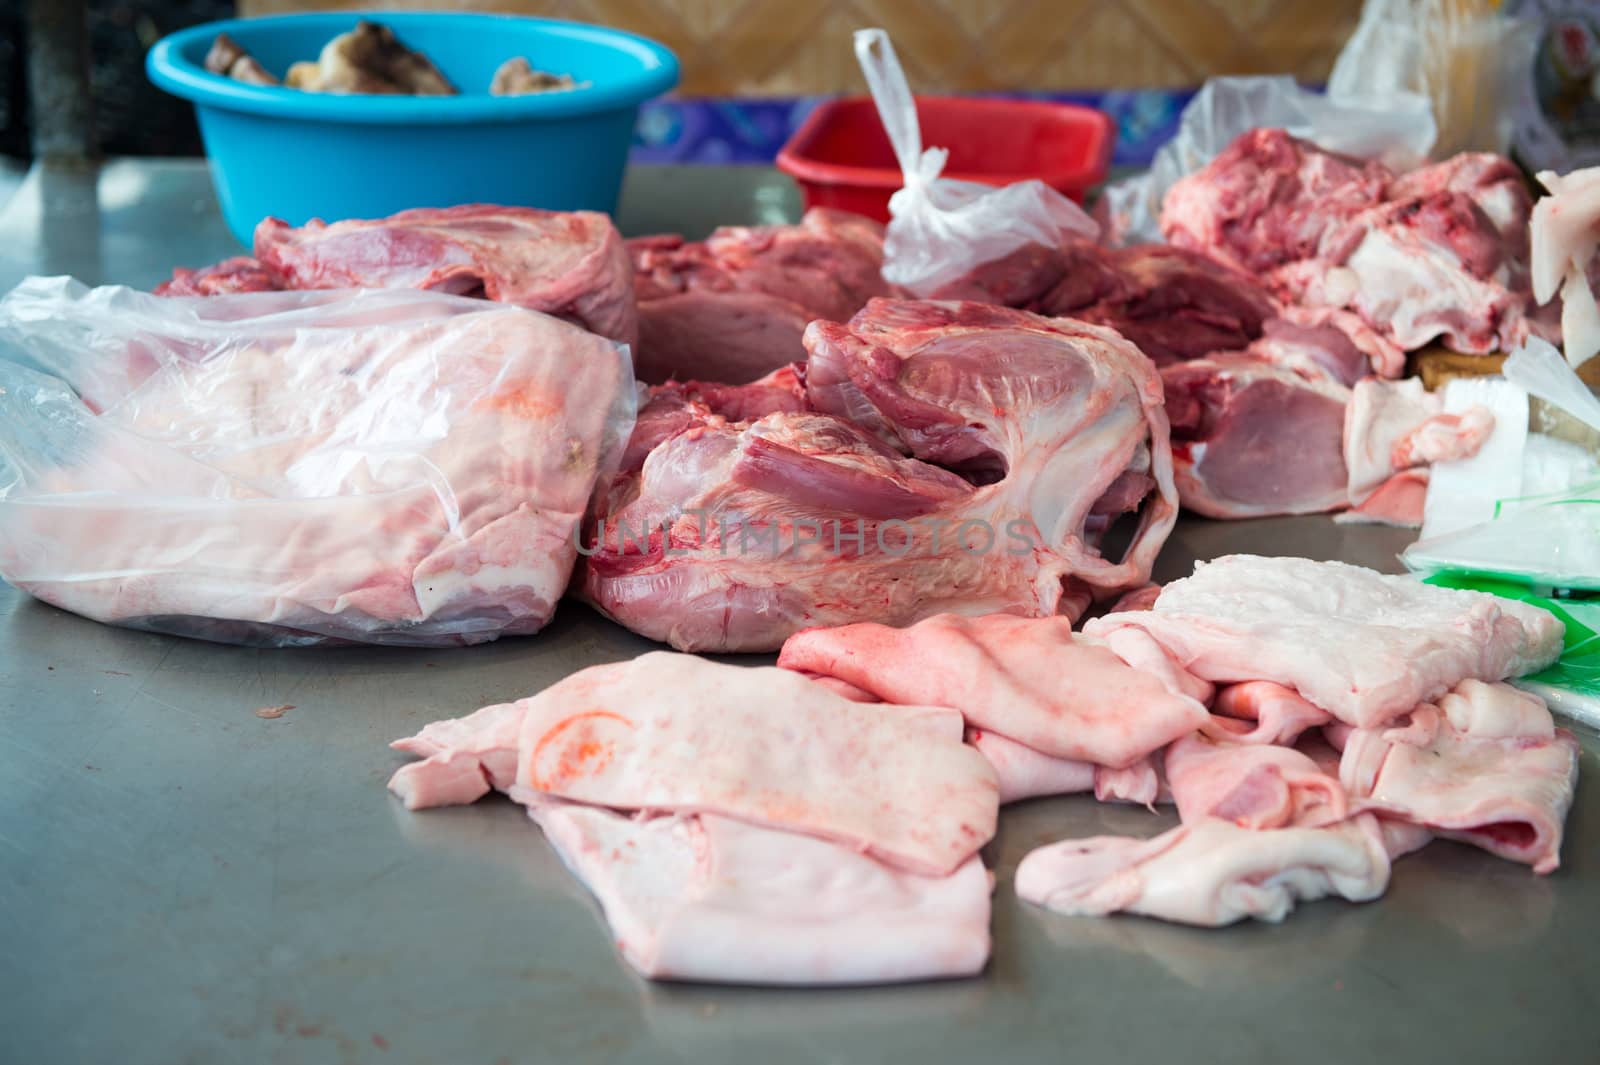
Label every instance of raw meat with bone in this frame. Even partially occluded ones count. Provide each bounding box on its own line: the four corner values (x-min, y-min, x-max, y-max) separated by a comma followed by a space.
1161, 352, 1352, 519
1162, 346, 1493, 521
1083, 554, 1564, 728
777, 612, 1209, 769
1336, 680, 1580, 873
1161, 128, 1392, 274
249, 204, 637, 346
532, 804, 992, 985
0, 282, 632, 645
390, 652, 999, 877
581, 299, 1178, 652
629, 208, 893, 384
1162, 129, 1537, 354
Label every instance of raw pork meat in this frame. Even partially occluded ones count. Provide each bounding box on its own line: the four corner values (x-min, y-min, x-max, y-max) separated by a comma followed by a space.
390, 652, 999, 876
777, 613, 1209, 769
936, 239, 1277, 367
1165, 732, 1347, 830
1274, 191, 1530, 354
1343, 377, 1495, 519
154, 256, 282, 297
629, 208, 893, 383
1204, 682, 1333, 746
1388, 153, 1533, 261
251, 204, 637, 346
1338, 680, 1580, 873
1530, 167, 1600, 366
533, 805, 991, 985
0, 282, 633, 646
1015, 814, 1394, 927
1161, 353, 1352, 518
1083, 555, 1564, 728
581, 299, 1179, 652
1161, 128, 1391, 274
1057, 244, 1278, 366
1162, 129, 1536, 354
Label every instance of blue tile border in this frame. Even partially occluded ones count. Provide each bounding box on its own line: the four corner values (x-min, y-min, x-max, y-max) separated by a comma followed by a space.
630, 90, 1197, 168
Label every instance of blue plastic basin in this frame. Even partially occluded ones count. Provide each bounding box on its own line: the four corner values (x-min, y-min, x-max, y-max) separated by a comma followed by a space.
147, 13, 679, 246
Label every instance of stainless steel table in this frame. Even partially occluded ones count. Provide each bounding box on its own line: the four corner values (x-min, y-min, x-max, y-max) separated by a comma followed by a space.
1, 162, 1595, 1065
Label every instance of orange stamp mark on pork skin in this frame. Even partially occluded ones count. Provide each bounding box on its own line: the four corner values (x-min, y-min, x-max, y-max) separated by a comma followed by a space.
480, 383, 562, 420
528, 710, 635, 791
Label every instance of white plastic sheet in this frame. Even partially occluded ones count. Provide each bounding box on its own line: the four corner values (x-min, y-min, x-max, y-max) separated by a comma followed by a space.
0, 278, 637, 646
853, 27, 1098, 296
1407, 339, 1600, 588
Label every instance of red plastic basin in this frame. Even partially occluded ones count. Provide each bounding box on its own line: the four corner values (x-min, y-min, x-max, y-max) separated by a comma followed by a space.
776, 95, 1115, 224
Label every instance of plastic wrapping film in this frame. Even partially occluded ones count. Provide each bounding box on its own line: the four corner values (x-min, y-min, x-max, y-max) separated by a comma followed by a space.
0, 278, 637, 646
1407, 340, 1600, 725
852, 28, 1098, 295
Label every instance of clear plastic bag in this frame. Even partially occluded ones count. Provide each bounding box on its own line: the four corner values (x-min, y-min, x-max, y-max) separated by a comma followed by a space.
1101, 74, 1437, 245
1330, 0, 1539, 159
0, 278, 637, 646
1407, 338, 1600, 586
852, 28, 1098, 296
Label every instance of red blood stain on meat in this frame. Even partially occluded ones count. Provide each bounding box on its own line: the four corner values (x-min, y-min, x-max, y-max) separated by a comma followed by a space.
372, 1034, 390, 1050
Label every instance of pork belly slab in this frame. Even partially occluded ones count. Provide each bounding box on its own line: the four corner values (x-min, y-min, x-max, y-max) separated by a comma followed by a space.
1083, 555, 1564, 728
1015, 814, 1394, 927
777, 612, 1209, 770
534, 805, 991, 985
391, 652, 999, 877
582, 299, 1178, 652
1338, 680, 1580, 873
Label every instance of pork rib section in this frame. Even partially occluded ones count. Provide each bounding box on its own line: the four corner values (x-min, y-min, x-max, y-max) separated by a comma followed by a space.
390, 652, 999, 877
534, 805, 991, 985
629, 208, 893, 384
1083, 555, 1564, 728
251, 204, 637, 346
581, 299, 1178, 652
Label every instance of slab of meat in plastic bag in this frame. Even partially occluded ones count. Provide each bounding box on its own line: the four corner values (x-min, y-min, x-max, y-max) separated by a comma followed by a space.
0, 279, 634, 646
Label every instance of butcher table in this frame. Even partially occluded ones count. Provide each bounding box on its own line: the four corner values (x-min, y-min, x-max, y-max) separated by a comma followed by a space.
0, 160, 1596, 1065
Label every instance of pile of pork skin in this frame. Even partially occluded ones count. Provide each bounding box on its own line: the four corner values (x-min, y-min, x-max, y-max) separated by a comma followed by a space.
389, 554, 1573, 985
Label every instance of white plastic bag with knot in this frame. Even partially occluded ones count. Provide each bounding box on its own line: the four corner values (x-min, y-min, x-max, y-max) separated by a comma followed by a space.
853, 27, 1098, 296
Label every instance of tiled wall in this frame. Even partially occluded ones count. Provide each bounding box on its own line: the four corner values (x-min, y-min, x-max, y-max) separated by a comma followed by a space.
239, 0, 1363, 94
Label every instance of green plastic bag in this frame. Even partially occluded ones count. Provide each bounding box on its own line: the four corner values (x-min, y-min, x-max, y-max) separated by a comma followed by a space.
1423, 571, 1600, 725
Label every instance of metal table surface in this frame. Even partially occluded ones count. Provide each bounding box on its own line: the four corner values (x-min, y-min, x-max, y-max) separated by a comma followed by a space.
1, 161, 1596, 1065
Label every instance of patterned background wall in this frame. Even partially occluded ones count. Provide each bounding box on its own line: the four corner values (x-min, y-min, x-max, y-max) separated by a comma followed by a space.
237, 0, 1366, 164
